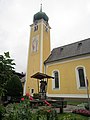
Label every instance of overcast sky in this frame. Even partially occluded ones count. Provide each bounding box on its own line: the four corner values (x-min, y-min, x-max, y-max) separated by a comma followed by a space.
0, 0, 90, 73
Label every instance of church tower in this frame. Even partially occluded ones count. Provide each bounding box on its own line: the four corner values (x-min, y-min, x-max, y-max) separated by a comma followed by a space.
25, 5, 51, 94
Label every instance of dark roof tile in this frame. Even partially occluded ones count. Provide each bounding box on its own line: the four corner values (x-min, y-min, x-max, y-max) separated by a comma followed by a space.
45, 38, 90, 63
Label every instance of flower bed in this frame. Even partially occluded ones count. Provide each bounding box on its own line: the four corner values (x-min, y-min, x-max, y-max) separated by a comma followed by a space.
4, 103, 58, 120
72, 109, 90, 116
3, 93, 58, 120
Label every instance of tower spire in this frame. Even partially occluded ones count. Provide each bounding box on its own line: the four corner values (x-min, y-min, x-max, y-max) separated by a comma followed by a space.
40, 3, 42, 12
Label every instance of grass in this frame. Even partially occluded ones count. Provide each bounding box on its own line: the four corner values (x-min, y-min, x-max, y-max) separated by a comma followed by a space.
58, 113, 89, 120
67, 101, 83, 106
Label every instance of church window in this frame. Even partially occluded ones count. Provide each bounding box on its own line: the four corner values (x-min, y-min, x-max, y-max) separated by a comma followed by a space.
76, 66, 87, 88
31, 88, 34, 94
52, 71, 60, 89
34, 25, 38, 31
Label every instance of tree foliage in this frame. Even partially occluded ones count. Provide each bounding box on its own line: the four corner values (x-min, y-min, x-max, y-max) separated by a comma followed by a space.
6, 75, 23, 98
0, 52, 15, 96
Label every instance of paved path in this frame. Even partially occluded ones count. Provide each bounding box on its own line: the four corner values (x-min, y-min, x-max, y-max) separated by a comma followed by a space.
63, 105, 78, 112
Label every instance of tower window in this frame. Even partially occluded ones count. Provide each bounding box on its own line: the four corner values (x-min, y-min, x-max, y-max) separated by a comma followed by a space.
34, 25, 38, 31
52, 71, 60, 89
45, 23, 49, 32
45, 26, 49, 32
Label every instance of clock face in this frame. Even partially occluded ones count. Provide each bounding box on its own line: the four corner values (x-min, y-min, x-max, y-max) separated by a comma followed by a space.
32, 36, 39, 53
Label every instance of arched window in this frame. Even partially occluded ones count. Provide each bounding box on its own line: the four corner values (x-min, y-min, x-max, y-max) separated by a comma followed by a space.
34, 25, 38, 31
76, 66, 86, 88
34, 22, 38, 31
52, 71, 60, 89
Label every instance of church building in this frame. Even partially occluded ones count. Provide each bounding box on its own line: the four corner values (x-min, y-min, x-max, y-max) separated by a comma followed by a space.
24, 5, 90, 100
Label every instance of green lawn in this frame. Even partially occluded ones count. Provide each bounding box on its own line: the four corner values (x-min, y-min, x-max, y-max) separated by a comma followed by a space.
58, 113, 89, 120
67, 101, 84, 106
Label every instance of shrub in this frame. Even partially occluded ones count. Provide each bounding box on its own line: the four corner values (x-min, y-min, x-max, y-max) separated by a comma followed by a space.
3, 94, 58, 120
6, 75, 23, 101
85, 103, 90, 110
0, 104, 5, 120
36, 106, 58, 120
4, 96, 32, 120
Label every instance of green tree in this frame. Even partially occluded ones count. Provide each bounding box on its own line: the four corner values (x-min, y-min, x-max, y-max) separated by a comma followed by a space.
0, 52, 15, 97
6, 75, 23, 99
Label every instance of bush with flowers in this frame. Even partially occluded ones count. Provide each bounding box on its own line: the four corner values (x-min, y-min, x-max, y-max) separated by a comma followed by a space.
36, 106, 58, 120
72, 109, 90, 117
3, 93, 32, 120
3, 93, 58, 120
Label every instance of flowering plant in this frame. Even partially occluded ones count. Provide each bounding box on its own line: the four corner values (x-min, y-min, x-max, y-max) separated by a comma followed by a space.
3, 93, 58, 120
36, 106, 58, 120
21, 92, 34, 101
72, 109, 90, 116
4, 94, 32, 120
21, 97, 25, 101
26, 93, 30, 97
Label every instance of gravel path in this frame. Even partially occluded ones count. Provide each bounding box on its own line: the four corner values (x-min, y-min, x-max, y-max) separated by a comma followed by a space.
63, 105, 79, 112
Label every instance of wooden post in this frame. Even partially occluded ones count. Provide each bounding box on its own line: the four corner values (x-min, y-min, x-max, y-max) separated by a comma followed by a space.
86, 77, 90, 111
46, 78, 48, 92
37, 79, 39, 93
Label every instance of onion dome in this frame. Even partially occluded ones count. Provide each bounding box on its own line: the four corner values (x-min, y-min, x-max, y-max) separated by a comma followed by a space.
33, 4, 49, 23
